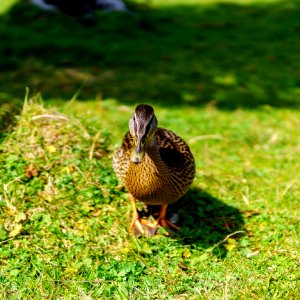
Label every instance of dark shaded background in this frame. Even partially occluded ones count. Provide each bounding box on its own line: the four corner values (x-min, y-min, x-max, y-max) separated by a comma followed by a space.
0, 0, 300, 110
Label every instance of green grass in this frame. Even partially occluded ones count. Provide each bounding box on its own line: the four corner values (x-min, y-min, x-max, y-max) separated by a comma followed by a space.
1, 0, 300, 299
1, 98, 299, 299
1, 0, 300, 109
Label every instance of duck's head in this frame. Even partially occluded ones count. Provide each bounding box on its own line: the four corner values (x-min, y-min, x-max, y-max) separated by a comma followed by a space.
129, 104, 158, 164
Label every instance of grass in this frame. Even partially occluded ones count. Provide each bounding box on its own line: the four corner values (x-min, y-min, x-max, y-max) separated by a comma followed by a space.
0, 0, 300, 299
1, 98, 299, 299
1, 0, 300, 109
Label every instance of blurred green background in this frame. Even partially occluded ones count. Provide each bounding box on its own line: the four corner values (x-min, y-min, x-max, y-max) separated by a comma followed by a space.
1, 0, 300, 109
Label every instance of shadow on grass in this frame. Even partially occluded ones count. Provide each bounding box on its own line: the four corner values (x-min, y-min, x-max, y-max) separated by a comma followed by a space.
1, 0, 300, 109
168, 187, 245, 257
144, 187, 244, 257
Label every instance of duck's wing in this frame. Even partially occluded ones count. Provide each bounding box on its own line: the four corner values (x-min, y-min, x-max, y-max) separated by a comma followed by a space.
113, 131, 133, 182
156, 128, 195, 178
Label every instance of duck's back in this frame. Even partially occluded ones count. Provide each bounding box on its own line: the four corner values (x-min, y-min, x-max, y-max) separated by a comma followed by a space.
156, 128, 195, 181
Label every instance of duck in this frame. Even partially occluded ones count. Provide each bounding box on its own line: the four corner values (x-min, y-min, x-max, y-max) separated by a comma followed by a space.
113, 104, 195, 235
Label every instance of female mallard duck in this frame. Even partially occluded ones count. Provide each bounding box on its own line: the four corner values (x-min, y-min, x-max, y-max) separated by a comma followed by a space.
113, 104, 195, 235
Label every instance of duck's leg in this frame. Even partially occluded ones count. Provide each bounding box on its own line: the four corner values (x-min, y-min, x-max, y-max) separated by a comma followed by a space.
129, 197, 179, 236
129, 194, 160, 236
154, 204, 180, 230
129, 194, 145, 235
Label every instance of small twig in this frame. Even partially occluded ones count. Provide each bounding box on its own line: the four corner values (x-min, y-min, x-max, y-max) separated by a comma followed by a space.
32, 114, 69, 122
89, 130, 102, 160
69, 77, 90, 103
4, 175, 24, 187
73, 165, 88, 182
210, 230, 245, 250
0, 237, 14, 245
3, 175, 25, 209
51, 279, 104, 283
224, 278, 229, 300
281, 178, 298, 197
23, 87, 30, 112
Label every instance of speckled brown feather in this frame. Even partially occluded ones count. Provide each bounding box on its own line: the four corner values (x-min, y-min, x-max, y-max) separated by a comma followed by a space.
113, 127, 195, 205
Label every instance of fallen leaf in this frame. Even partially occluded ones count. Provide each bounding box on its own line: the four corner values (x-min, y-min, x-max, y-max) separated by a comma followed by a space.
226, 238, 237, 245
246, 251, 260, 258
224, 243, 236, 252
46, 145, 56, 153
9, 224, 22, 237
178, 262, 189, 271
15, 212, 26, 223
24, 163, 39, 178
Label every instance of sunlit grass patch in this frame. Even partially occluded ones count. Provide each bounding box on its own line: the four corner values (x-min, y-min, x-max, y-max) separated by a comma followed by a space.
0, 98, 131, 297
0, 0, 18, 14
0, 98, 299, 298
1, 96, 111, 209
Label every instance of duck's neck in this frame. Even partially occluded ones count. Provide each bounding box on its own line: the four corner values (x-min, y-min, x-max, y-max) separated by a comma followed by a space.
144, 138, 163, 167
